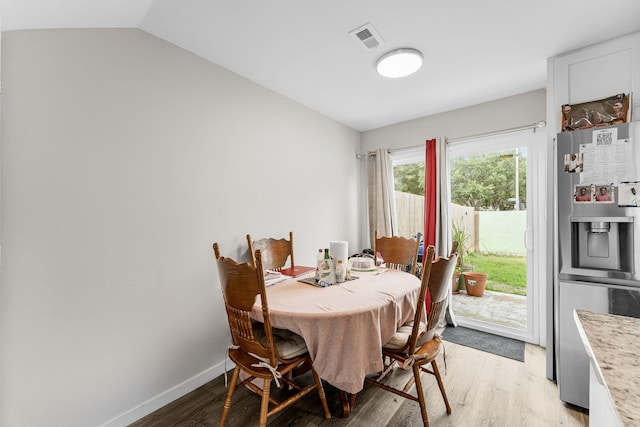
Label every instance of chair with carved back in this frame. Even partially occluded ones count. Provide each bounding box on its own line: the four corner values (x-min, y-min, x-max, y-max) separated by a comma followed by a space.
213, 243, 331, 426
246, 231, 294, 271
374, 230, 420, 275
362, 242, 459, 427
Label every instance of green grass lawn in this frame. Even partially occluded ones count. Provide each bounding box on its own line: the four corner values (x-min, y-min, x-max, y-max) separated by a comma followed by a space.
465, 252, 526, 296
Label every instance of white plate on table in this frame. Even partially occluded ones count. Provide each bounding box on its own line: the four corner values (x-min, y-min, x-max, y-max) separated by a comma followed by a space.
350, 256, 376, 271
350, 266, 378, 272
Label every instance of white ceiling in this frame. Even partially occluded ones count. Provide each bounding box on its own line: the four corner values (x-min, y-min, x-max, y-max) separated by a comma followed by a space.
4, 0, 640, 132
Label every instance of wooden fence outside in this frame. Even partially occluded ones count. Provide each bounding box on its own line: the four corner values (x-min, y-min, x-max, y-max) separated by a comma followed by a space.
395, 192, 477, 249
451, 204, 478, 252
394, 191, 424, 239
395, 193, 526, 255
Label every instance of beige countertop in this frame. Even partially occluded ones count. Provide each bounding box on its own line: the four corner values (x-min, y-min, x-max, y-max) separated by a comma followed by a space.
574, 310, 640, 426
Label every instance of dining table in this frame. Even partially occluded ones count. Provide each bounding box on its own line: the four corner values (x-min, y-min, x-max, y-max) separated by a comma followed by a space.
251, 267, 421, 416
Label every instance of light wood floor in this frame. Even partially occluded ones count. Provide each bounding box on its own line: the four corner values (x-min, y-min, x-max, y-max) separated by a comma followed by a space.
130, 342, 588, 426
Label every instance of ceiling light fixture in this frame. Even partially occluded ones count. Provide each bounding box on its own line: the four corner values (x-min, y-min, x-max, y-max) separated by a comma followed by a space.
376, 48, 423, 78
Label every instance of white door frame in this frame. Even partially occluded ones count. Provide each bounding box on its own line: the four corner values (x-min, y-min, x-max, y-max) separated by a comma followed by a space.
447, 128, 547, 344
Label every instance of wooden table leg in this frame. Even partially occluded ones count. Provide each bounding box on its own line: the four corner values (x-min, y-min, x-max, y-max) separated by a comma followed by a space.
339, 390, 351, 417
339, 390, 358, 417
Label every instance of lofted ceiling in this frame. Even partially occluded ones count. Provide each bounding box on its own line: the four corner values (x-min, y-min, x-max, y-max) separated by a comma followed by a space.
4, 0, 640, 132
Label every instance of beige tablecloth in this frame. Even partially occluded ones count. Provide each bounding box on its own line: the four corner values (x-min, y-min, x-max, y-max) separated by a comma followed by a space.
252, 269, 421, 394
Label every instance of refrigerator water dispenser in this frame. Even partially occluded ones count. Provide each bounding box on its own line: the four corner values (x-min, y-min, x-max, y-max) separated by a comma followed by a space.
571, 217, 634, 272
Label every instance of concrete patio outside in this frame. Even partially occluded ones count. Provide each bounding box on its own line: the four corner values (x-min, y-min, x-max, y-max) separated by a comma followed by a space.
451, 288, 527, 330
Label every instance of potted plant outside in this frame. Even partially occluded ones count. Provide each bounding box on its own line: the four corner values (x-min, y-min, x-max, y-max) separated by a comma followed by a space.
451, 218, 473, 293
462, 271, 489, 296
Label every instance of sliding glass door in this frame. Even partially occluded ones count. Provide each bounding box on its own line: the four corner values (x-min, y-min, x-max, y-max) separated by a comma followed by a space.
448, 129, 544, 343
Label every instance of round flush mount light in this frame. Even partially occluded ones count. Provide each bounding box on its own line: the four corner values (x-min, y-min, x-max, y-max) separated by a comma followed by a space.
376, 48, 423, 78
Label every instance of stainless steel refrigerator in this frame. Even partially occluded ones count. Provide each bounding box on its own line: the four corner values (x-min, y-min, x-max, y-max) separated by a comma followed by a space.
555, 121, 640, 409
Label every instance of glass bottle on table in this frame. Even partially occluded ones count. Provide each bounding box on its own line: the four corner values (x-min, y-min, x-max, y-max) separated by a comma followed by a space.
323, 248, 331, 271
315, 249, 323, 281
318, 248, 334, 286
323, 248, 332, 274
336, 260, 344, 283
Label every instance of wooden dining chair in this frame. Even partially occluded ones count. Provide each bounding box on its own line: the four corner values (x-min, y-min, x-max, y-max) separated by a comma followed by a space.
362, 242, 458, 427
374, 230, 420, 275
246, 231, 294, 271
213, 243, 331, 426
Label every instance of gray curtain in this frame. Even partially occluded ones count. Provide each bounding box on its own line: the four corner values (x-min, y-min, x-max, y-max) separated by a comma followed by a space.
433, 138, 452, 258
367, 148, 398, 246
436, 138, 456, 326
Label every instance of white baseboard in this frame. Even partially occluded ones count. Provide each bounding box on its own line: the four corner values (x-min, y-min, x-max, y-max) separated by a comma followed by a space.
98, 361, 230, 427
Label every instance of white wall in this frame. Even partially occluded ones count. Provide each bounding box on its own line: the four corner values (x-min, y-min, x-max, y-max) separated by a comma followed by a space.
361, 90, 546, 151
0, 29, 360, 427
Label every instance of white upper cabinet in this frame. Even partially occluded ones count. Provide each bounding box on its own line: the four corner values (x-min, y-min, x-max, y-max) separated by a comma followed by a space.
547, 32, 640, 135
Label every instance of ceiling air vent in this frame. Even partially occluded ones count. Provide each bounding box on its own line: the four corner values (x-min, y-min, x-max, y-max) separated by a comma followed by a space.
349, 23, 384, 51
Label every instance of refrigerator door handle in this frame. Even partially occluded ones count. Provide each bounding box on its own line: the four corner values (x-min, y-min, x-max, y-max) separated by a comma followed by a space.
524, 229, 532, 251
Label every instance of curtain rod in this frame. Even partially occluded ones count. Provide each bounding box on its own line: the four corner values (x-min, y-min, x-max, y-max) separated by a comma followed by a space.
445, 120, 546, 144
358, 145, 423, 158
356, 120, 546, 158
365, 145, 424, 156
